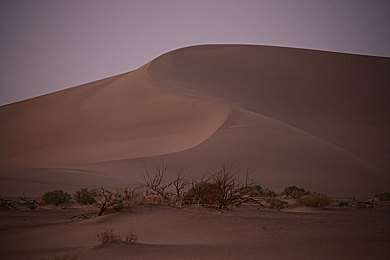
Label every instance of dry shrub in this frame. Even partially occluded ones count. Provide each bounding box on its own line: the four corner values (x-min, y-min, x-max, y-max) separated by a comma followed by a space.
374, 191, 390, 201
183, 164, 263, 209
298, 192, 332, 208
97, 228, 137, 244
96, 187, 139, 216
142, 163, 173, 202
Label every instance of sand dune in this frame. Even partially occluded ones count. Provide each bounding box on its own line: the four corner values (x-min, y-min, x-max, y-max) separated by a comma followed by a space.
0, 44, 389, 197
0, 64, 229, 166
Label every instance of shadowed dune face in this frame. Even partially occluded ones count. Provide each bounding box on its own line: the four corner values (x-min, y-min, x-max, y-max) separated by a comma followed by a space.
149, 45, 390, 173
0, 44, 389, 196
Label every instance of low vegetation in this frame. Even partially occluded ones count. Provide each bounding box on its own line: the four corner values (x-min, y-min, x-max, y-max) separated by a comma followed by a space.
74, 188, 98, 205
268, 197, 288, 209
97, 228, 137, 244
281, 186, 307, 199
298, 192, 332, 208
42, 190, 71, 206
8, 163, 388, 214
374, 191, 390, 201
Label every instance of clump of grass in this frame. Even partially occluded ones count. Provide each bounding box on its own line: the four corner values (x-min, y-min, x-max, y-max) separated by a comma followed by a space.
42, 190, 71, 206
97, 228, 137, 244
74, 188, 98, 205
268, 197, 288, 209
298, 192, 332, 208
281, 186, 307, 199
374, 191, 390, 201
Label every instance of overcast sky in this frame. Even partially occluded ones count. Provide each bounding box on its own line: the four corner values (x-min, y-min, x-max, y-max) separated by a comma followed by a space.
1, 0, 389, 105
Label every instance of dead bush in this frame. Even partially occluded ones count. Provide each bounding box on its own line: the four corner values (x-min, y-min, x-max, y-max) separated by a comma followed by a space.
97, 228, 137, 244
298, 192, 332, 208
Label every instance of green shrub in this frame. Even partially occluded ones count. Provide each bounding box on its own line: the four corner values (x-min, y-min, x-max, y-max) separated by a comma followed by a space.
374, 192, 390, 201
282, 186, 307, 199
269, 197, 288, 209
42, 190, 71, 206
263, 188, 277, 198
240, 185, 262, 196
298, 193, 332, 208
338, 201, 348, 207
185, 181, 217, 206
74, 188, 98, 205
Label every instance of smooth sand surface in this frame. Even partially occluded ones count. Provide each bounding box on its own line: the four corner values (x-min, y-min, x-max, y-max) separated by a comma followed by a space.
1, 45, 389, 197
1, 205, 389, 259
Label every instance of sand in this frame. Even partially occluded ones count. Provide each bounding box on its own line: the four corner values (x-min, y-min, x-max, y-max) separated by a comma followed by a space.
0, 44, 389, 259
2, 44, 388, 196
1, 204, 389, 259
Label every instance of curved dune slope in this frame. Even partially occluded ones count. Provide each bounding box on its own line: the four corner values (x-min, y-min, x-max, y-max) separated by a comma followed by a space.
0, 64, 229, 167
149, 45, 390, 173
0, 45, 389, 196
79, 45, 390, 196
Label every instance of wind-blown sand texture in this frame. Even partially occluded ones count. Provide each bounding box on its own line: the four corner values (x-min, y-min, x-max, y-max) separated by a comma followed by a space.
1, 45, 389, 197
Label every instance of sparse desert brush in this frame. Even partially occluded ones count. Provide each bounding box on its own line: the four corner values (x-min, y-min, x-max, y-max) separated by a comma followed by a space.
268, 197, 288, 209
338, 201, 349, 207
74, 188, 98, 205
97, 228, 137, 244
185, 177, 217, 206
262, 187, 277, 198
184, 164, 264, 209
281, 186, 307, 199
42, 190, 71, 206
298, 192, 332, 208
374, 191, 390, 201
240, 185, 263, 196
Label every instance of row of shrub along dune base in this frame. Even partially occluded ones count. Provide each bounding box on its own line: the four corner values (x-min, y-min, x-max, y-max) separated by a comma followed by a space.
4, 164, 388, 213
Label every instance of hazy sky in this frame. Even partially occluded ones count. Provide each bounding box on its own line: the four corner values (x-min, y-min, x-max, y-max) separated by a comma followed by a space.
1, 0, 389, 105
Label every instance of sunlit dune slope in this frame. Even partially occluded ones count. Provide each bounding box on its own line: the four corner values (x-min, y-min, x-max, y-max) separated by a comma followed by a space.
0, 64, 229, 167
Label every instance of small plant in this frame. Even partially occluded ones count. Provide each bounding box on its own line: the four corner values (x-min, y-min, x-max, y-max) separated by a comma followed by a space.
374, 191, 390, 201
42, 190, 71, 206
268, 197, 288, 209
281, 186, 307, 199
354, 201, 366, 209
185, 178, 217, 206
298, 192, 332, 208
97, 228, 137, 244
74, 188, 98, 205
338, 201, 348, 207
240, 185, 263, 196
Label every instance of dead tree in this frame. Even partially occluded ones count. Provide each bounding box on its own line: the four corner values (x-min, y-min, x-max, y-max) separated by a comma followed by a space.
143, 163, 172, 200
97, 187, 113, 216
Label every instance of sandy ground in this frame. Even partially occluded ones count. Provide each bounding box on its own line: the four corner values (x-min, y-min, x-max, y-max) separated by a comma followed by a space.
0, 203, 389, 259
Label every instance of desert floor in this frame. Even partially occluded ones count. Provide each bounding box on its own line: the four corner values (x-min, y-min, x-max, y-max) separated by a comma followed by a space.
1, 202, 389, 260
